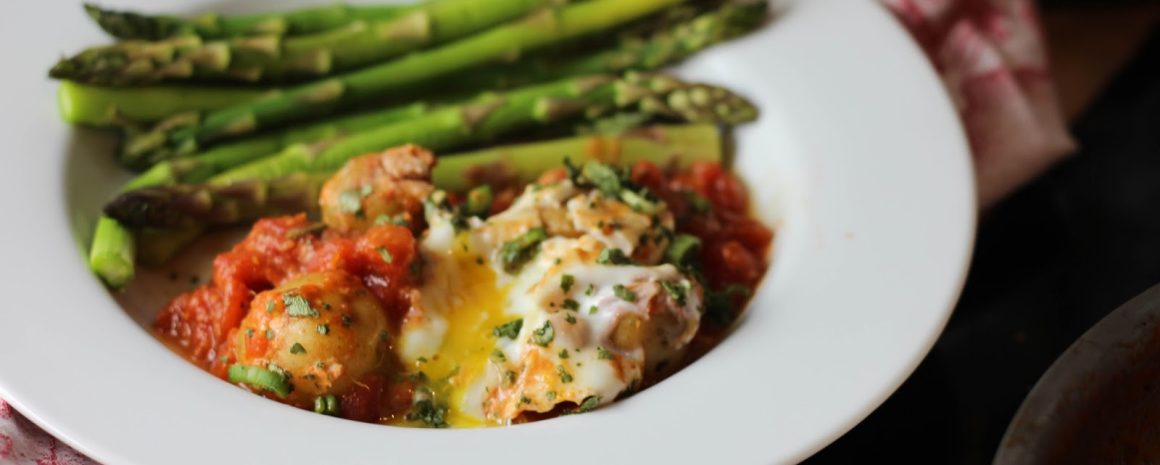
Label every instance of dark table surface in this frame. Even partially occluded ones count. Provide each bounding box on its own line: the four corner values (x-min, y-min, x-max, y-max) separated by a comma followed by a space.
805, 23, 1160, 465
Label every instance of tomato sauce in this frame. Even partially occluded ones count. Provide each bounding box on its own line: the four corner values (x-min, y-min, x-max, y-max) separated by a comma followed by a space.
155, 214, 419, 379
155, 162, 771, 424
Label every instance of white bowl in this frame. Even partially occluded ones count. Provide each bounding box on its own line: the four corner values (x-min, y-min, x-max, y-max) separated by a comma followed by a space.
0, 0, 975, 463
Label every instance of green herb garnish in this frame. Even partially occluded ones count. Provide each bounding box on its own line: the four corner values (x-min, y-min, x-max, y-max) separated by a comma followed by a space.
500, 228, 548, 273
531, 321, 555, 347
283, 293, 319, 318
613, 284, 637, 302
289, 342, 307, 354
557, 365, 573, 383
377, 247, 394, 264
597, 346, 613, 360
560, 274, 575, 292
493, 319, 524, 339
596, 248, 632, 265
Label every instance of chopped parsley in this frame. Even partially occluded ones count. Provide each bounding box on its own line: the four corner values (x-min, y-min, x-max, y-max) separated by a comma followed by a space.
531, 321, 555, 347
661, 281, 689, 305
705, 284, 753, 325
265, 329, 274, 340
520, 395, 531, 404
407, 397, 449, 428
613, 284, 637, 302
596, 248, 632, 265
491, 349, 507, 362
564, 313, 577, 324
377, 247, 394, 264
244, 328, 254, 337
597, 346, 613, 360
558, 349, 570, 359
338, 189, 364, 216
499, 228, 548, 273
574, 395, 600, 413
463, 185, 493, 218
562, 298, 579, 311
493, 319, 524, 339
504, 370, 517, 385
289, 342, 307, 355
556, 365, 573, 383
560, 274, 575, 292
664, 234, 702, 269
585, 283, 596, 296
316, 324, 330, 335
282, 293, 319, 318
265, 300, 275, 313
588, 305, 598, 315
546, 391, 557, 402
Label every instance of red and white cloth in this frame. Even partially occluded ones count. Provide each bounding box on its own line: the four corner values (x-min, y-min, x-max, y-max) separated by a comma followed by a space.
0, 1, 1076, 463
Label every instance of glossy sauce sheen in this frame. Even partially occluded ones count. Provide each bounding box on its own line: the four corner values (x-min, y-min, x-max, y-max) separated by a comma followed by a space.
155, 161, 772, 426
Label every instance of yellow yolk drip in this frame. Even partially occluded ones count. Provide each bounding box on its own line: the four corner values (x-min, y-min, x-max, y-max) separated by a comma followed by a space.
416, 234, 510, 428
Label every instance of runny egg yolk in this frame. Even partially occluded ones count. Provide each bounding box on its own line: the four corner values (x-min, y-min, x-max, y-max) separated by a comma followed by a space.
411, 233, 510, 428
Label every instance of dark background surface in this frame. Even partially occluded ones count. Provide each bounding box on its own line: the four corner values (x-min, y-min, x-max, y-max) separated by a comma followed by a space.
805, 23, 1160, 465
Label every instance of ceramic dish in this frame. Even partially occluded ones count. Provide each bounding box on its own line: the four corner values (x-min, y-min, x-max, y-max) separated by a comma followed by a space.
0, 0, 974, 463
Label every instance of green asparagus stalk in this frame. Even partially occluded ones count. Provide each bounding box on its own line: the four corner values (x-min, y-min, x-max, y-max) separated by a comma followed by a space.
433, 123, 722, 192
88, 101, 432, 288
84, 2, 417, 40
58, 81, 270, 126
55, 0, 562, 85
210, 72, 756, 184
117, 0, 688, 166
449, 2, 769, 92
105, 172, 329, 230
104, 124, 722, 231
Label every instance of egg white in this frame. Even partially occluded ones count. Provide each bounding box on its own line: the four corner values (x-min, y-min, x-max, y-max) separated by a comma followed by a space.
399, 181, 703, 426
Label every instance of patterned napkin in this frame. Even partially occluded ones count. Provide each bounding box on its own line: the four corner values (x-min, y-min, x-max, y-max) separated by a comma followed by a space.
0, 1, 1075, 463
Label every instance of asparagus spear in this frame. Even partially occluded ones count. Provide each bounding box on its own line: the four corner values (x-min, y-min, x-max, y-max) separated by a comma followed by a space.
104, 124, 722, 230
84, 3, 416, 40
54, 0, 562, 85
117, 0, 688, 166
58, 81, 270, 127
105, 172, 329, 230
433, 123, 723, 192
210, 72, 756, 184
450, 2, 770, 93
88, 101, 433, 288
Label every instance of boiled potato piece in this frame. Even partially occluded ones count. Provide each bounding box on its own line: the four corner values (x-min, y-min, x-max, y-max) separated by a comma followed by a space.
319, 144, 435, 232
233, 270, 391, 406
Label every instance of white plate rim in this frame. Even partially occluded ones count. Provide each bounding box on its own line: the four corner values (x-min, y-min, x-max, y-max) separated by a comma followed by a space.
0, 0, 975, 464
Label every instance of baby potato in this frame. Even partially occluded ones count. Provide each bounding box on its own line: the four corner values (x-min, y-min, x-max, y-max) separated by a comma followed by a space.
233, 270, 391, 406
320, 144, 435, 233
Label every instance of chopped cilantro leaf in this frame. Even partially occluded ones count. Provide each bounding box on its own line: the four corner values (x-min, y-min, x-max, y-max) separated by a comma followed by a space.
597, 346, 613, 360
562, 299, 579, 311
558, 349, 569, 359
546, 391, 557, 402
491, 349, 506, 362
564, 313, 577, 324
556, 365, 573, 383
613, 284, 637, 302
596, 248, 632, 265
661, 281, 689, 305
338, 190, 363, 215
560, 274, 575, 292
282, 293, 319, 318
500, 228, 548, 273
531, 321, 555, 347
493, 319, 524, 339
575, 395, 600, 413
289, 342, 306, 355
377, 247, 394, 264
